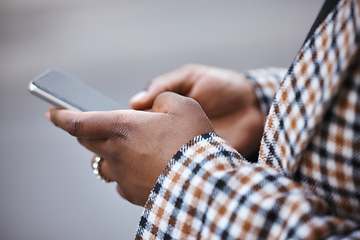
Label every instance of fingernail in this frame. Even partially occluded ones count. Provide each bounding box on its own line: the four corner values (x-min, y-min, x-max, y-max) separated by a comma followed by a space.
130, 91, 147, 103
45, 110, 51, 121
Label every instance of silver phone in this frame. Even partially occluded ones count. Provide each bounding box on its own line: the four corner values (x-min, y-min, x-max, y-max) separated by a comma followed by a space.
29, 69, 125, 112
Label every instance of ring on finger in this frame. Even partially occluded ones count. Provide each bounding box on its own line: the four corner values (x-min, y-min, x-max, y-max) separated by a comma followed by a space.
91, 156, 112, 183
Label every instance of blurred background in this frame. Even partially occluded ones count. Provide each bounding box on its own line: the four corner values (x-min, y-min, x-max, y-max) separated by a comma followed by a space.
0, 1, 323, 239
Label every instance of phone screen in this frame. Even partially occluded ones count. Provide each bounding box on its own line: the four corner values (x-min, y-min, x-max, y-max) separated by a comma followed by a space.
29, 70, 125, 112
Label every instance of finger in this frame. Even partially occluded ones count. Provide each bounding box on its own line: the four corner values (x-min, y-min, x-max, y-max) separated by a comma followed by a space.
151, 92, 183, 114
116, 182, 149, 206
78, 138, 108, 156
91, 155, 116, 182
129, 65, 197, 110
47, 108, 115, 138
152, 91, 200, 115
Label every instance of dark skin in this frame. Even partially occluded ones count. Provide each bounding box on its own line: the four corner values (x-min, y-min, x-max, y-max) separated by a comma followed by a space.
47, 64, 264, 206
47, 92, 214, 206
130, 64, 264, 157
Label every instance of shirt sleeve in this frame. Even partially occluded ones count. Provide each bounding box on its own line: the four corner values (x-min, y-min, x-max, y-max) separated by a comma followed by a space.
136, 133, 360, 240
244, 67, 287, 117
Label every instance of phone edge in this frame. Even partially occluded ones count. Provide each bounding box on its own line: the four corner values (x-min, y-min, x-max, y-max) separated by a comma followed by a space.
28, 82, 82, 112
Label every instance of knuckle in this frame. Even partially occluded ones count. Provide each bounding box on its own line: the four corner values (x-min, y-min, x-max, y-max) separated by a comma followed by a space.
170, 95, 202, 116
67, 116, 83, 136
111, 115, 131, 139
183, 96, 201, 109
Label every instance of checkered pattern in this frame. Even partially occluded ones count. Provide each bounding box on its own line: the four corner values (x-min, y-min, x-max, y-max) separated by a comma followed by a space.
136, 0, 360, 239
245, 67, 287, 117
259, 0, 360, 221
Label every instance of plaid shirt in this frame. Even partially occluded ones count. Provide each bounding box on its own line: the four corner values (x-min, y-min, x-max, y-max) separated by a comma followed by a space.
136, 0, 360, 239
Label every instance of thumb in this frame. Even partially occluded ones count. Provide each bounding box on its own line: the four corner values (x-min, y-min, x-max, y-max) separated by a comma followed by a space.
130, 66, 196, 110
152, 92, 214, 138
152, 92, 205, 118
151, 92, 186, 114
129, 79, 169, 110
129, 87, 164, 110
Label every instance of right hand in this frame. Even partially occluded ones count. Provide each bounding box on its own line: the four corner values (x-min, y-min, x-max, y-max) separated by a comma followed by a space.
47, 92, 214, 206
130, 64, 264, 158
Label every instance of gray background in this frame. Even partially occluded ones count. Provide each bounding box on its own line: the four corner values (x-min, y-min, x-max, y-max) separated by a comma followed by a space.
0, 1, 323, 239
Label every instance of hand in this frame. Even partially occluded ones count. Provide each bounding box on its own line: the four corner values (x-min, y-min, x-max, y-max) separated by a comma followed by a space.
130, 64, 263, 157
47, 92, 213, 206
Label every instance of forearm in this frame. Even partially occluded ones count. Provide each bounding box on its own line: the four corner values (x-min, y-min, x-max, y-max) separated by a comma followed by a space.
136, 133, 359, 239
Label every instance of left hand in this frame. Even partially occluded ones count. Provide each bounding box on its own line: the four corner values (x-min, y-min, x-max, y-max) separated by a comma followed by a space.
46, 92, 213, 206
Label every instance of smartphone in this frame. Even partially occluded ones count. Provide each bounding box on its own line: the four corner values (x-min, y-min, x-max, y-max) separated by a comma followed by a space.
29, 69, 125, 112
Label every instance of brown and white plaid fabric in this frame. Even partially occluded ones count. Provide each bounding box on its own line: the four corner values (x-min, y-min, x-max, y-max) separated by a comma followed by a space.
136, 0, 360, 239
245, 67, 287, 117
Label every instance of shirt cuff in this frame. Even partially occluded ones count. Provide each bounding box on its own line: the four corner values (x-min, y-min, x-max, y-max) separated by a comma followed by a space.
245, 67, 287, 117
